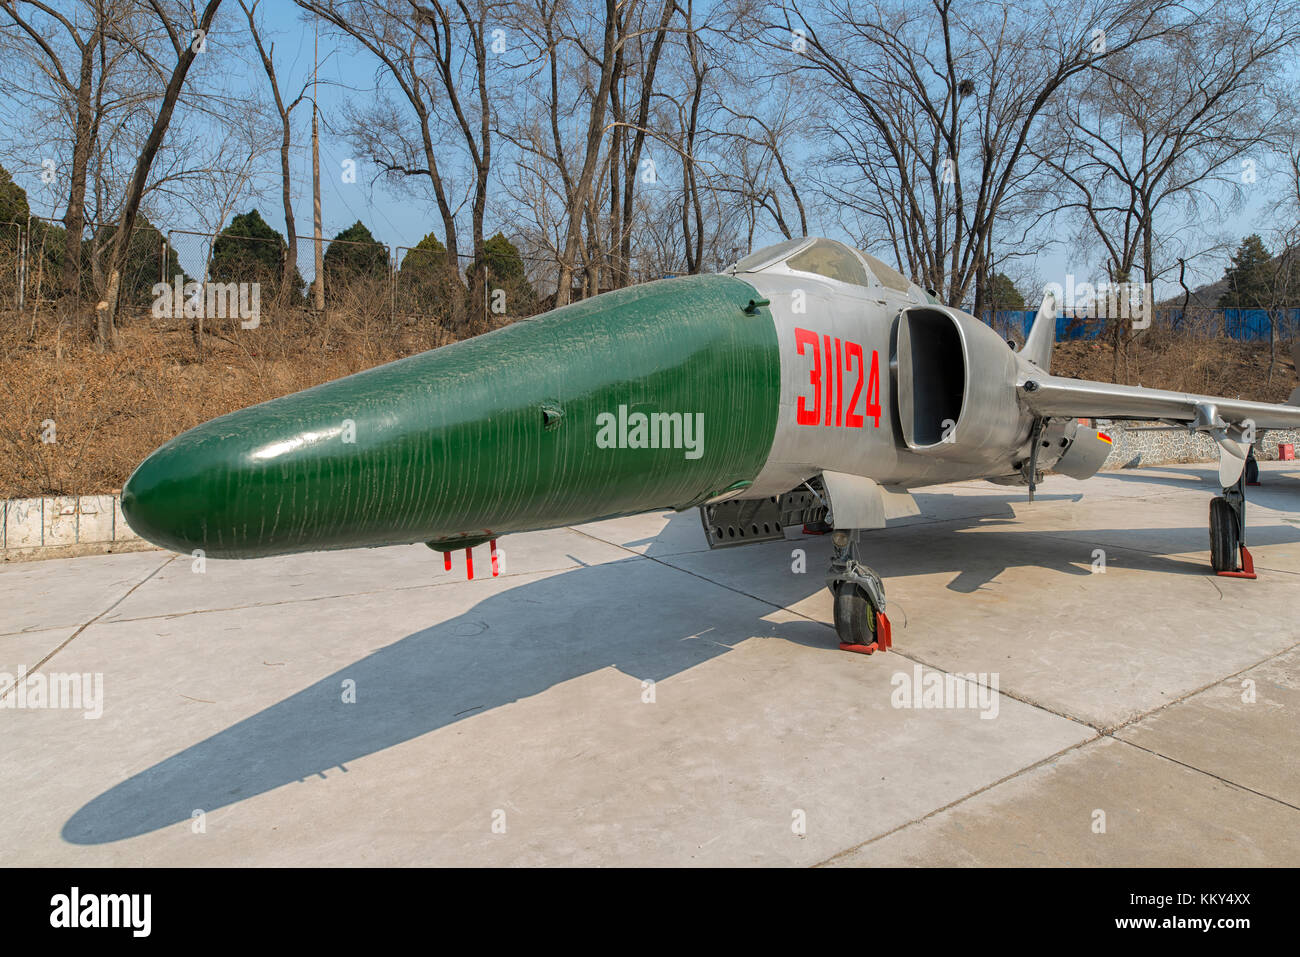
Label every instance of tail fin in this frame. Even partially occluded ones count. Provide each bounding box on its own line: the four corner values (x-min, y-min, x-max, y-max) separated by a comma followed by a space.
1020, 290, 1057, 371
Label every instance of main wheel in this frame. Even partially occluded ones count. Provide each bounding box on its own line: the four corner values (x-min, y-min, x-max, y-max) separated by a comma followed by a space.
832, 581, 877, 646
1209, 496, 1239, 572
1245, 454, 1260, 485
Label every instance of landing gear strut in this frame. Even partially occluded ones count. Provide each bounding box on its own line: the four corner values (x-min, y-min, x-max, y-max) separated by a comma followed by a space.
1210, 472, 1256, 579
827, 530, 893, 654
1245, 447, 1261, 486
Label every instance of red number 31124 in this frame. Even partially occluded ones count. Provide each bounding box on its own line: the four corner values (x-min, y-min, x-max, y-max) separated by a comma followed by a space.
794, 327, 881, 429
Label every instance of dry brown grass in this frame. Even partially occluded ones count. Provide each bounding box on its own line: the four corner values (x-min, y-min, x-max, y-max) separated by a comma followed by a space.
0, 296, 480, 498
1052, 327, 1298, 404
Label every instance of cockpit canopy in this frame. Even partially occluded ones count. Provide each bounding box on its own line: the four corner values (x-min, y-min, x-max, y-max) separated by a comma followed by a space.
728, 237, 922, 299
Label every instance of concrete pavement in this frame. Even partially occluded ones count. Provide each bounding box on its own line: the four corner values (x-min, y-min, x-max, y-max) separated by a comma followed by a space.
2, 463, 1297, 865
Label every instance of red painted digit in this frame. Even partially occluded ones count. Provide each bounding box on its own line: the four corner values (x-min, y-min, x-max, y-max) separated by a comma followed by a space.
823, 334, 833, 426
864, 349, 882, 428
795, 327, 821, 425
835, 337, 843, 427
846, 342, 865, 428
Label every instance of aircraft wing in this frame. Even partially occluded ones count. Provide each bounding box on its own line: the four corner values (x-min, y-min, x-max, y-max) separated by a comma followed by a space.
1017, 374, 1300, 431
1015, 302, 1300, 430
1016, 356, 1300, 486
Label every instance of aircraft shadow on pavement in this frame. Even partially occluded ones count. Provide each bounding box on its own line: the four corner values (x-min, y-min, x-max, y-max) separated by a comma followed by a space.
61, 492, 1300, 845
1101, 462, 1300, 494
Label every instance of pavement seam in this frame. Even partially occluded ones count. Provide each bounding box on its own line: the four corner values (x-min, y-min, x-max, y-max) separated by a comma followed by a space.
572, 525, 1294, 786
1104, 735, 1300, 813
587, 505, 1300, 852
895, 648, 1098, 730
580, 529, 1133, 870
0, 555, 175, 702
811, 734, 1103, 867
85, 555, 646, 627
1020, 526, 1300, 578
593, 527, 1203, 741
1098, 638, 1300, 737
891, 510, 1300, 579
903, 638, 1300, 740
814, 639, 1300, 866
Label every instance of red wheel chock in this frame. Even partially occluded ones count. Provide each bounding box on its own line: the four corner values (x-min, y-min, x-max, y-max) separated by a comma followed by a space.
839, 611, 893, 655
1217, 545, 1257, 580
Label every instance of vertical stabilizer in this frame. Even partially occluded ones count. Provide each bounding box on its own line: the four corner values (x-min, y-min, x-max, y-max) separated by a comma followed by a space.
1020, 291, 1057, 371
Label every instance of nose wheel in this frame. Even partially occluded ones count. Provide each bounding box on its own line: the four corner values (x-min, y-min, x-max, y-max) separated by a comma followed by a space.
827, 530, 893, 654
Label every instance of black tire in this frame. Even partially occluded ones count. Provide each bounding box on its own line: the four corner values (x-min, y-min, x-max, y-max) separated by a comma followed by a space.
832, 581, 877, 646
1209, 496, 1239, 572
1245, 455, 1260, 485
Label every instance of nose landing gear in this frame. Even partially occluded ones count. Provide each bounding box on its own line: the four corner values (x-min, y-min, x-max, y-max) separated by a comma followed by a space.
827, 530, 893, 654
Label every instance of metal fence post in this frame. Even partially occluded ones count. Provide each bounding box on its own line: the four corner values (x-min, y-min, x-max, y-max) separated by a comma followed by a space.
16, 221, 25, 311
20, 215, 31, 312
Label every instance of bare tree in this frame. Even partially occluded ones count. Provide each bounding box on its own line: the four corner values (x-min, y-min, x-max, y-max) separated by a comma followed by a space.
98, 0, 225, 347
407, 0, 495, 326
606, 0, 675, 287
298, 0, 507, 327
1035, 0, 1300, 379
759, 0, 1180, 313
715, 101, 810, 245
239, 0, 311, 304
555, 0, 618, 304
0, 0, 122, 296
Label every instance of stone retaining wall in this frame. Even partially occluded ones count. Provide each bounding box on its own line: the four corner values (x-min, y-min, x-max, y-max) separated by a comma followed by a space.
1, 494, 152, 562
1099, 423, 1300, 470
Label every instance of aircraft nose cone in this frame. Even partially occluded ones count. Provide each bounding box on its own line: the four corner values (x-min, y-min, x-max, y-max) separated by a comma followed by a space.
121, 274, 781, 559
121, 391, 403, 558
120, 440, 205, 555
121, 415, 286, 556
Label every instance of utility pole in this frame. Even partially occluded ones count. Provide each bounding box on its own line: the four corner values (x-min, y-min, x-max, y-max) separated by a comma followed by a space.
312, 18, 324, 312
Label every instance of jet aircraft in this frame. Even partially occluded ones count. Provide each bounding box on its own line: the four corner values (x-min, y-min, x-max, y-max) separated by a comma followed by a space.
122, 237, 1300, 653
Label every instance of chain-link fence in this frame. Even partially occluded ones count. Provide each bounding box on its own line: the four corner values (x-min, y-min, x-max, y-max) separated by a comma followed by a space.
982, 307, 1299, 344
7, 222, 1299, 347
19, 215, 171, 313
160, 229, 549, 338
21, 215, 65, 310
169, 228, 298, 299
394, 244, 545, 332
0, 221, 20, 309
169, 229, 394, 312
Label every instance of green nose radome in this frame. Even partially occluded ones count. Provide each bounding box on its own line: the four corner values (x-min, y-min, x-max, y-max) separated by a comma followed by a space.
121, 275, 781, 559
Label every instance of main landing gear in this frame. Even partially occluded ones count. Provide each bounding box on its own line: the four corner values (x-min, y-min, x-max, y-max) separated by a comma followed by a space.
827, 530, 893, 654
1210, 472, 1257, 579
